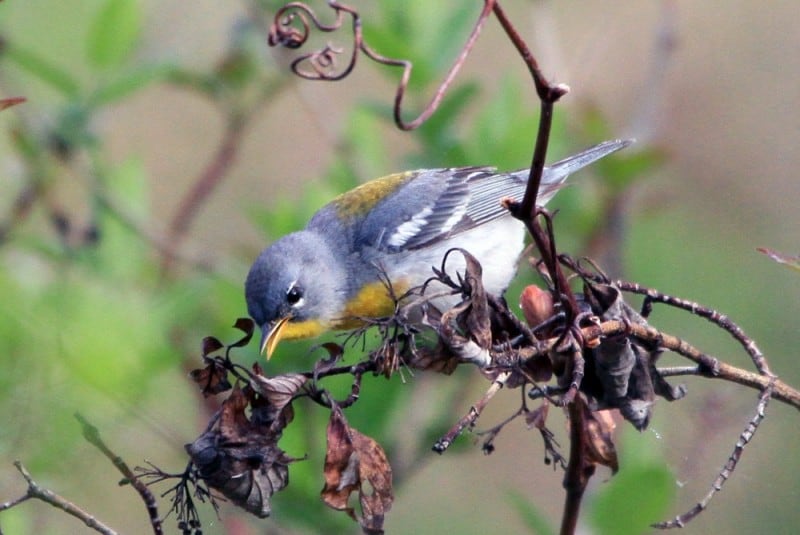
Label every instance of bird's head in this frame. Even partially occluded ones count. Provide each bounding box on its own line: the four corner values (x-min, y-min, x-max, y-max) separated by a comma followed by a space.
245, 231, 344, 358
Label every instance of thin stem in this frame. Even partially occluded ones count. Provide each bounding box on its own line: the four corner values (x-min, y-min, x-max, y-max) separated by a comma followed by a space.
1, 462, 118, 535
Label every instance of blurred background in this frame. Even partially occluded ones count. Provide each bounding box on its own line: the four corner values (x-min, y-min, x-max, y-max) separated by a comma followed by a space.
0, 1, 798, 534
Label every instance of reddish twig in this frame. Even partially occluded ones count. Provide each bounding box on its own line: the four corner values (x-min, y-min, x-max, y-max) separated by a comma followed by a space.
161, 115, 245, 274
0, 96, 27, 111
269, 0, 498, 130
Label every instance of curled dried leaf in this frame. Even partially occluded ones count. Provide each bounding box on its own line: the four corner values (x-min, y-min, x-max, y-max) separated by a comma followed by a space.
189, 359, 232, 396
580, 280, 685, 430
454, 248, 492, 349
321, 406, 393, 532
230, 317, 255, 348
202, 336, 224, 357
250, 371, 307, 414
583, 407, 619, 474
185, 387, 299, 518
428, 249, 494, 367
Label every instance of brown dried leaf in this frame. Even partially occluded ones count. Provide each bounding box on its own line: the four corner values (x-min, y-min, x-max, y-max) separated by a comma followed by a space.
525, 402, 550, 430
189, 359, 232, 396
185, 387, 296, 518
522, 352, 553, 383
250, 372, 307, 413
321, 406, 393, 532
583, 406, 618, 474
230, 317, 255, 347
458, 249, 492, 350
581, 279, 669, 430
408, 344, 461, 374
202, 336, 224, 356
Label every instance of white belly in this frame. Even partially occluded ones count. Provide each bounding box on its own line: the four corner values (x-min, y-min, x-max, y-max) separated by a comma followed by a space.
384, 216, 525, 308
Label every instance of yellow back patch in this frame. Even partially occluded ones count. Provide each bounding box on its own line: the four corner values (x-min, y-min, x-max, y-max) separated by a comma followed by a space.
333, 280, 409, 329
332, 172, 413, 219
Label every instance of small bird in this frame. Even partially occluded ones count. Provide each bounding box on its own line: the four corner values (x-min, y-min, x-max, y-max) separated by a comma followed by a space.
246, 139, 632, 358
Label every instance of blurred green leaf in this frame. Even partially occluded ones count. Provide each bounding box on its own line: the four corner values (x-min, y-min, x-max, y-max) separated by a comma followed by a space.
588, 461, 675, 535
87, 157, 150, 279
86, 0, 142, 69
4, 44, 81, 97
599, 147, 664, 192
47, 280, 177, 398
345, 107, 390, 181
468, 74, 565, 171
429, 5, 478, 72
508, 489, 557, 535
410, 81, 480, 167
88, 63, 176, 107
0, 508, 30, 534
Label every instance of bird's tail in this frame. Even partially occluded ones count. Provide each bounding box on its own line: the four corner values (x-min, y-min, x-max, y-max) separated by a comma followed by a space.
514, 138, 634, 206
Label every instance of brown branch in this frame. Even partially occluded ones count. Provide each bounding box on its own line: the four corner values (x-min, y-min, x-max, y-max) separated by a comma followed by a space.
0, 96, 26, 111
0, 461, 118, 535
560, 396, 592, 535
269, 0, 498, 130
432, 371, 511, 453
588, 321, 800, 409
161, 114, 246, 274
491, 1, 568, 220
653, 381, 774, 529
75, 414, 163, 535
599, 276, 773, 375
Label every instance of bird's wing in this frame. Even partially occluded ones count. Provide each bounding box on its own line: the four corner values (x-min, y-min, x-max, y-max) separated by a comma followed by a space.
324, 139, 633, 254
356, 166, 535, 252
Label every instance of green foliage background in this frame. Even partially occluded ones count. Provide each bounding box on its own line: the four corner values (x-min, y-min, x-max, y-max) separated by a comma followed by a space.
0, 1, 798, 534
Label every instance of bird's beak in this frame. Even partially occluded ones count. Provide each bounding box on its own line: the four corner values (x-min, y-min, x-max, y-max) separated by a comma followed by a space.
260, 315, 291, 360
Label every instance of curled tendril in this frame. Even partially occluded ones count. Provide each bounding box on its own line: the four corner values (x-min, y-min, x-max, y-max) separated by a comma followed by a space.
268, 1, 356, 80
266, 0, 498, 130
268, 11, 308, 49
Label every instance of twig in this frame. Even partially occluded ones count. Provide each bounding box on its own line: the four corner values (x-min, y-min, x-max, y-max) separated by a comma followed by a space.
625, 280, 771, 376
432, 371, 511, 453
559, 320, 800, 410
492, 1, 569, 220
653, 380, 775, 529
0, 461, 117, 535
93, 187, 213, 272
615, 321, 797, 409
75, 414, 163, 535
268, 0, 498, 130
476, 404, 526, 454
161, 114, 246, 274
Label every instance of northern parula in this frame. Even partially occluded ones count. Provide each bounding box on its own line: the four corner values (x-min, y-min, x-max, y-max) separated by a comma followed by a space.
246, 139, 631, 357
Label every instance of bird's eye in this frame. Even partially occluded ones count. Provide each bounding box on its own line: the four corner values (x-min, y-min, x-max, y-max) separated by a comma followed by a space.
286, 284, 304, 306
